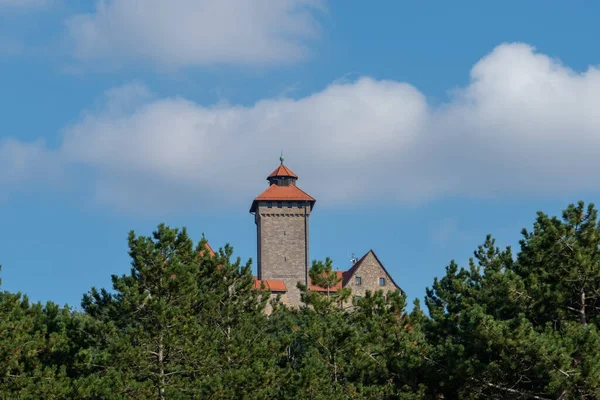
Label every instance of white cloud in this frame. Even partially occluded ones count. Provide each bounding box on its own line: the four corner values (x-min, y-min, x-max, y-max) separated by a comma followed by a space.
59, 77, 430, 211
66, 0, 324, 68
5, 43, 600, 212
0, 138, 63, 194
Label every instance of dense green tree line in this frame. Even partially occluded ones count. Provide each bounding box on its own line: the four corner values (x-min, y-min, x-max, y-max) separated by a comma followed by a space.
2, 201, 600, 398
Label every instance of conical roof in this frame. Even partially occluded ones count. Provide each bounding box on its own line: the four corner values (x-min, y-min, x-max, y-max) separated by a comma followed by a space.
267, 154, 298, 180
267, 164, 298, 179
251, 156, 316, 213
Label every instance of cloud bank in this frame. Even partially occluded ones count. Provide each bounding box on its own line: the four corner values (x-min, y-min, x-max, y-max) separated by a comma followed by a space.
66, 0, 324, 68
4, 43, 600, 212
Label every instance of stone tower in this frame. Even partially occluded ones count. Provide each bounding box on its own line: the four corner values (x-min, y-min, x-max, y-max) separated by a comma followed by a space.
250, 157, 316, 306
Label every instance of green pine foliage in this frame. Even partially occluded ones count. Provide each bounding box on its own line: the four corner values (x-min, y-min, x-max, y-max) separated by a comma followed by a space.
1, 202, 600, 398
301, 257, 351, 309
0, 266, 72, 398
425, 201, 600, 398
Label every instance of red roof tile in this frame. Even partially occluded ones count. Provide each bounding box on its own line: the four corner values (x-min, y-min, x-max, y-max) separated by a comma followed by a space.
310, 270, 344, 292
253, 276, 287, 292
268, 164, 298, 179
200, 242, 215, 257
250, 184, 316, 213
254, 184, 315, 202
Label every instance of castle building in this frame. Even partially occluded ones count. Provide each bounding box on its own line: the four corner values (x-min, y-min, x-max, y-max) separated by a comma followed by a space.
249, 155, 315, 305
249, 157, 402, 307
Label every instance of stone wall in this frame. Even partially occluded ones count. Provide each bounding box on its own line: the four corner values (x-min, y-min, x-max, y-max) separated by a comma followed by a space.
263, 292, 290, 315
255, 201, 311, 306
343, 251, 398, 303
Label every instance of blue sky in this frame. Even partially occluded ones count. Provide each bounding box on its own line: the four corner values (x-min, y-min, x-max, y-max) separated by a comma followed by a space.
1, 0, 600, 309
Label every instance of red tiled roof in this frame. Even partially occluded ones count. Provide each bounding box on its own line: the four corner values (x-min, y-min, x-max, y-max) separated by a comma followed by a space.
254, 184, 315, 202
250, 184, 316, 213
268, 164, 298, 179
200, 242, 215, 257
253, 276, 287, 292
310, 270, 344, 292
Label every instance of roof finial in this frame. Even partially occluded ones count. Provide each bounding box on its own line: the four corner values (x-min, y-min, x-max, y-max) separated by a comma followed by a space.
280, 150, 284, 165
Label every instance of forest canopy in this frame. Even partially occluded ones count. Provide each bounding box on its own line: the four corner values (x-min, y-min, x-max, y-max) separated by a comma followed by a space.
1, 201, 600, 399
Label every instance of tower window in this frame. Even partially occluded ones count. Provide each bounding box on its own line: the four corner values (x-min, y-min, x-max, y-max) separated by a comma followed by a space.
288, 202, 292, 208
355, 276, 362, 285
277, 202, 282, 208
298, 201, 303, 208
379, 278, 386, 286
267, 202, 272, 208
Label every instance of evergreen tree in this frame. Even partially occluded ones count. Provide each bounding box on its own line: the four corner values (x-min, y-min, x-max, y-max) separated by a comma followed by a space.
274, 260, 427, 399
0, 266, 72, 399
6, 201, 600, 399
425, 202, 600, 398
348, 291, 428, 399
191, 242, 280, 399
79, 225, 279, 399
302, 257, 350, 310
79, 225, 209, 399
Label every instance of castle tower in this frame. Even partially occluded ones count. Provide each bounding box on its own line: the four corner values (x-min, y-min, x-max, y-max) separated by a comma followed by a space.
250, 156, 316, 306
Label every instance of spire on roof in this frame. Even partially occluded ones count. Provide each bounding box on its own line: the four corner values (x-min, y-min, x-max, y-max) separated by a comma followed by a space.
267, 156, 298, 184
250, 157, 316, 213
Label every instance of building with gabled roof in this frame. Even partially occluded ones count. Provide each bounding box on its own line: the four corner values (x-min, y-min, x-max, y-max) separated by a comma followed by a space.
248, 156, 402, 308
340, 250, 402, 303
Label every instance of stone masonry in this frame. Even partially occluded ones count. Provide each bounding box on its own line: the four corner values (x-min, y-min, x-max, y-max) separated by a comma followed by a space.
255, 202, 310, 306
250, 159, 401, 309
343, 251, 398, 302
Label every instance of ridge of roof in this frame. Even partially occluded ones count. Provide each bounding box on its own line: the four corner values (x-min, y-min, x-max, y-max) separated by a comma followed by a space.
368, 250, 402, 291
199, 242, 215, 257
342, 251, 370, 286
268, 164, 298, 179
341, 249, 402, 291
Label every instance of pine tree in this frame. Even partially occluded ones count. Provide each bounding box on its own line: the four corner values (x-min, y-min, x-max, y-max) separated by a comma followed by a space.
78, 225, 280, 399
275, 259, 427, 399
0, 266, 72, 399
301, 257, 350, 310
79, 225, 207, 399
348, 291, 428, 399
425, 202, 600, 398
190, 242, 280, 399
